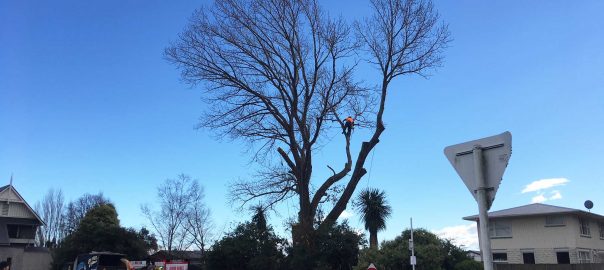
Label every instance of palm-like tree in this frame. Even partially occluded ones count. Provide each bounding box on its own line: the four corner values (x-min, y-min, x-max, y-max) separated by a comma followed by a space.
355, 188, 392, 249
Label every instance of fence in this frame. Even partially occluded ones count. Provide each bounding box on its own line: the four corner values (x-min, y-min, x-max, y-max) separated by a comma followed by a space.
493, 264, 604, 270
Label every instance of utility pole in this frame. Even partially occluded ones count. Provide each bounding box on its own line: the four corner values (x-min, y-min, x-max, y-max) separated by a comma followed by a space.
409, 218, 416, 270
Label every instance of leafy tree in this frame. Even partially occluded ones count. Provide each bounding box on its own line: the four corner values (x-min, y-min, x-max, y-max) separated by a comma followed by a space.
355, 228, 476, 270
314, 221, 366, 270
166, 0, 450, 260
442, 239, 475, 270
206, 208, 287, 270
138, 227, 159, 255
62, 192, 111, 235
354, 188, 391, 249
52, 204, 157, 270
288, 208, 366, 270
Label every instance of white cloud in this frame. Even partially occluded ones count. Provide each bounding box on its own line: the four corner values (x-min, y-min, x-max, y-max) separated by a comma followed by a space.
522, 178, 569, 193
531, 190, 563, 203
550, 190, 562, 200
433, 223, 478, 250
338, 210, 354, 219
531, 194, 547, 203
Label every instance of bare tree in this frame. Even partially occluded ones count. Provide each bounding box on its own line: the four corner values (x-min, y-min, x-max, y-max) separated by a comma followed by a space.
184, 196, 213, 257
34, 188, 65, 247
166, 0, 450, 255
141, 174, 204, 255
324, 0, 451, 225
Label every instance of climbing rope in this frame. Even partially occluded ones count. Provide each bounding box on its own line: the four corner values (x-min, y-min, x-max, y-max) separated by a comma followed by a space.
366, 145, 377, 188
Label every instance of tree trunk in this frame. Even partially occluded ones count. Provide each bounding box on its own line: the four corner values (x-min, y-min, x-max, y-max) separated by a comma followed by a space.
369, 229, 378, 250
293, 211, 315, 249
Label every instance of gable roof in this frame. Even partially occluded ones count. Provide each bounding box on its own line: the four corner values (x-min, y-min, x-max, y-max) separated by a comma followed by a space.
463, 203, 604, 221
0, 184, 45, 226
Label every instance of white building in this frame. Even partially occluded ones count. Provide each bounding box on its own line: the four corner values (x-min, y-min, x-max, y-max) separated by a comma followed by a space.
463, 203, 604, 265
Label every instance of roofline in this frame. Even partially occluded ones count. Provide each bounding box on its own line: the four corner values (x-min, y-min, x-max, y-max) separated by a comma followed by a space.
463, 204, 604, 222
0, 184, 46, 226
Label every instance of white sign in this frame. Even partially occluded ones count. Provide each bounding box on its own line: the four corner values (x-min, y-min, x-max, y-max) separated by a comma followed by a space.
410, 256, 416, 265
444, 131, 512, 209
130, 261, 147, 269
166, 263, 188, 270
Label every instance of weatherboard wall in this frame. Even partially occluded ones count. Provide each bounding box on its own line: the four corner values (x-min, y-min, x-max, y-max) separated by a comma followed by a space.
485, 214, 604, 264
489, 216, 577, 250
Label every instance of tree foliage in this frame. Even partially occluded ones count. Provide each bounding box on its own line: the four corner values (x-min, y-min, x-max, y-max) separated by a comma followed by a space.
354, 188, 391, 249
288, 208, 366, 270
62, 192, 111, 235
206, 208, 287, 270
35, 190, 110, 248
313, 221, 366, 270
354, 228, 477, 270
52, 204, 157, 270
207, 208, 365, 270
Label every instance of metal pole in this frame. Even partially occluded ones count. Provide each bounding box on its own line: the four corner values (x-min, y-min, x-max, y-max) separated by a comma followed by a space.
474, 145, 493, 270
410, 218, 415, 270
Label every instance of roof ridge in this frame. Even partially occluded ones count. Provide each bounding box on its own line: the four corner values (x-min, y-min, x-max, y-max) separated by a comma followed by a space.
463, 202, 604, 221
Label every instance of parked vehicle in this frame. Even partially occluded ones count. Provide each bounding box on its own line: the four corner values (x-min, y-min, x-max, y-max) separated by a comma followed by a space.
73, 252, 132, 270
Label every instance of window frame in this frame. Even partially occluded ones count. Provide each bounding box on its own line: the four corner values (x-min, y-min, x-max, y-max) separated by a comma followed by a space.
577, 250, 592, 264
579, 218, 591, 237
492, 252, 508, 263
522, 252, 535, 264
545, 215, 566, 227
489, 221, 512, 238
6, 224, 35, 239
556, 251, 570, 264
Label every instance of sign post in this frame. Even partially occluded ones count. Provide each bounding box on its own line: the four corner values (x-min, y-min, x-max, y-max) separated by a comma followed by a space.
444, 132, 512, 270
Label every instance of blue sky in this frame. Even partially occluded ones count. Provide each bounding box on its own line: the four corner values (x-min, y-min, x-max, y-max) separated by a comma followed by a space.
2, 0, 604, 249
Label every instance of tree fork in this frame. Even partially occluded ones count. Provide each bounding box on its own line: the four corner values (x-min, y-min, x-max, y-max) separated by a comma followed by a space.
321, 136, 382, 229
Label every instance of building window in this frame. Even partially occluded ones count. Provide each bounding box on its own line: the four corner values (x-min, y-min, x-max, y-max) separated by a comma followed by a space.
545, 215, 565, 226
599, 223, 604, 239
578, 250, 592, 264
523, 253, 535, 264
489, 221, 512, 238
7, 225, 20, 238
493, 253, 508, 263
6, 225, 35, 239
556, 252, 570, 264
579, 218, 591, 237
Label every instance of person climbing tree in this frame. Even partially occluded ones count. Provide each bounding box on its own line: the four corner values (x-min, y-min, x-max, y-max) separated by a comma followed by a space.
342, 116, 354, 136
